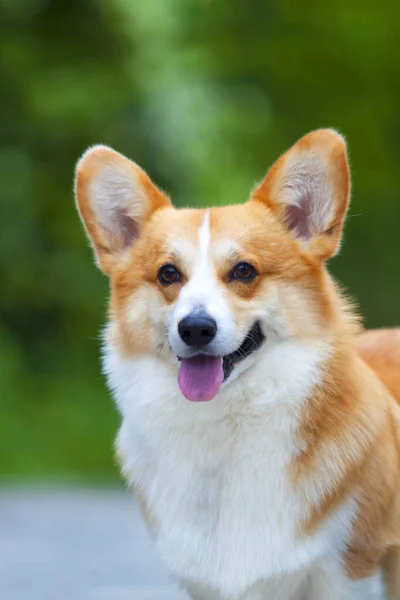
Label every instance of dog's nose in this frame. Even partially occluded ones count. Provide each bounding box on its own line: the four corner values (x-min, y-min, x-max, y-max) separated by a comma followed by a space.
178, 313, 217, 347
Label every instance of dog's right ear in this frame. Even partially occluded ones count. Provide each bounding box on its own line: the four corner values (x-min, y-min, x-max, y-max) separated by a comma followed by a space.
75, 145, 171, 275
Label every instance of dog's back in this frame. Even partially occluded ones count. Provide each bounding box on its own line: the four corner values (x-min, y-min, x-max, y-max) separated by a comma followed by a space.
358, 329, 400, 599
358, 329, 400, 404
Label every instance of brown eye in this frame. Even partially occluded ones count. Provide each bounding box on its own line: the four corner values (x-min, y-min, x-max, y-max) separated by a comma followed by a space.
158, 264, 181, 285
230, 262, 257, 282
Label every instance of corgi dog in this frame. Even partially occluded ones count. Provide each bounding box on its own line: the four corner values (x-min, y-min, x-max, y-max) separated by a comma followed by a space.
75, 130, 400, 600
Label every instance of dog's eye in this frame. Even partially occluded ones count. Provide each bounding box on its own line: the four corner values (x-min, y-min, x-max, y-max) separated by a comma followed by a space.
230, 262, 258, 282
158, 264, 181, 285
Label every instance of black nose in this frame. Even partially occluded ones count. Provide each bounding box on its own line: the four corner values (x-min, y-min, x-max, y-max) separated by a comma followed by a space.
178, 313, 217, 347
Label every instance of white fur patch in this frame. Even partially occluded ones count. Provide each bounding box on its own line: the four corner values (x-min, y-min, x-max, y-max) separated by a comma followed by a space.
198, 210, 211, 258
102, 327, 385, 600
169, 211, 238, 358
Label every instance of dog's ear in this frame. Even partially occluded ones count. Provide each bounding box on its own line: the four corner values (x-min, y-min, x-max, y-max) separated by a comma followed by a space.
251, 129, 350, 261
75, 145, 171, 275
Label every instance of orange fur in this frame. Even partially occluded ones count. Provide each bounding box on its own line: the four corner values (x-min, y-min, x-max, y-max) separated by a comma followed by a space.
382, 548, 400, 600
357, 330, 400, 595
358, 329, 400, 405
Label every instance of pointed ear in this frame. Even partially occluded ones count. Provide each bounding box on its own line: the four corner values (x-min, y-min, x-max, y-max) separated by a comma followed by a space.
251, 129, 350, 261
75, 145, 171, 274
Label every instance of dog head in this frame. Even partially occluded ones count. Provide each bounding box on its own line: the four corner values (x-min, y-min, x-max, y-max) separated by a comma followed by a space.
75, 129, 350, 402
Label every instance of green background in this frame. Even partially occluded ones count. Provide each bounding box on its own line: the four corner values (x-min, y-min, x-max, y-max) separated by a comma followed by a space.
1, 0, 399, 481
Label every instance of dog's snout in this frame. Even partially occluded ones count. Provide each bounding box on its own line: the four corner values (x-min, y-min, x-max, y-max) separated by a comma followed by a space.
178, 313, 217, 347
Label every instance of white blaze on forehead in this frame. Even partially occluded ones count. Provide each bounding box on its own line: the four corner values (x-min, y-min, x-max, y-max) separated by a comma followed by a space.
174, 211, 214, 322
169, 211, 237, 356
198, 210, 211, 261
173, 214, 230, 313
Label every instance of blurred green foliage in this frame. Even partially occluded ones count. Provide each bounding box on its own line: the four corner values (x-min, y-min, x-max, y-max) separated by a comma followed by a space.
1, 0, 399, 479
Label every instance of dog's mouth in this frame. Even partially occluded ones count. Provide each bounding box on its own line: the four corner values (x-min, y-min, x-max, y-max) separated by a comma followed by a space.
222, 321, 265, 381
177, 321, 265, 402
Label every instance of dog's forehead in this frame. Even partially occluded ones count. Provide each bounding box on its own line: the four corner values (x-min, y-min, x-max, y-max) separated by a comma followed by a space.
159, 208, 209, 267
159, 203, 273, 265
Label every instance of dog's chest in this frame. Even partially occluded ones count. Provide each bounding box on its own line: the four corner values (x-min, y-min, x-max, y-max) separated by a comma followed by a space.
118, 403, 328, 596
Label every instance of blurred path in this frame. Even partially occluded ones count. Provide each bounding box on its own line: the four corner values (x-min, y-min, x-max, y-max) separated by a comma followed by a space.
0, 486, 187, 600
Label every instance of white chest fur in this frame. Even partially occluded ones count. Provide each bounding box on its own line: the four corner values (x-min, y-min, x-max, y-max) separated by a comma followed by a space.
104, 340, 381, 599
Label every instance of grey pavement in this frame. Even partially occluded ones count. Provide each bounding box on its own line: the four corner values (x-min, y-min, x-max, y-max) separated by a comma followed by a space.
0, 486, 188, 600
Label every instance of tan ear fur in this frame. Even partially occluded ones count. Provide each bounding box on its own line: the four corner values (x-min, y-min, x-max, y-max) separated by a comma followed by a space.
251, 129, 350, 261
75, 145, 171, 275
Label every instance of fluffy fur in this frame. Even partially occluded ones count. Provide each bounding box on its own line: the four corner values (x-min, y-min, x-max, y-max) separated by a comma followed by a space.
75, 130, 400, 599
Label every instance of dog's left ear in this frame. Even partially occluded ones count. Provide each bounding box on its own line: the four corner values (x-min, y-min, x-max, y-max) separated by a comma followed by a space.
251, 129, 350, 261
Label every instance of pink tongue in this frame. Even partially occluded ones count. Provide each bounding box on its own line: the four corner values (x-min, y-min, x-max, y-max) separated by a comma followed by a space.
178, 356, 224, 402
